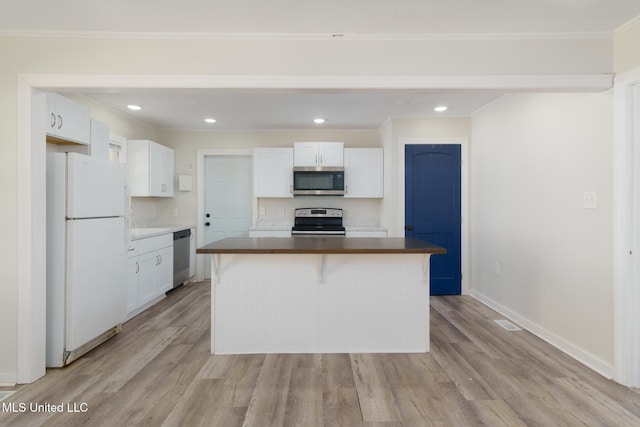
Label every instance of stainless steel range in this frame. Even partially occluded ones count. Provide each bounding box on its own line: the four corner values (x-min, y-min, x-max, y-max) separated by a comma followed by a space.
291, 208, 346, 236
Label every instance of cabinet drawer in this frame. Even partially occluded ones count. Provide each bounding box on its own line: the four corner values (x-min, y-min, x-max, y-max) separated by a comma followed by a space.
127, 241, 138, 258
137, 234, 173, 254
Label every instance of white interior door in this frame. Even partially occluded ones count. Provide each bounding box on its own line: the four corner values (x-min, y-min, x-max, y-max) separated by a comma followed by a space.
203, 155, 252, 278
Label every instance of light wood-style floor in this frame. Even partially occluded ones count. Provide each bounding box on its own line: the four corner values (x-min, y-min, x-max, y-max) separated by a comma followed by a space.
1, 281, 639, 426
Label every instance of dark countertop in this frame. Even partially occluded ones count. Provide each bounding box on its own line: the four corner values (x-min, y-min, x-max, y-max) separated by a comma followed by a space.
197, 237, 446, 255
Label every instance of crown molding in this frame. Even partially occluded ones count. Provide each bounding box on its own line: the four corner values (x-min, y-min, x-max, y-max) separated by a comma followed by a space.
0, 29, 613, 41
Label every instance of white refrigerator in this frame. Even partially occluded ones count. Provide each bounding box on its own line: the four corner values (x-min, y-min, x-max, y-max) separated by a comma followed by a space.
46, 152, 127, 367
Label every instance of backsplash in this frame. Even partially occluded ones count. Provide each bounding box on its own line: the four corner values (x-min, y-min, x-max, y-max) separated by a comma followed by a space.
257, 197, 383, 226
129, 197, 158, 228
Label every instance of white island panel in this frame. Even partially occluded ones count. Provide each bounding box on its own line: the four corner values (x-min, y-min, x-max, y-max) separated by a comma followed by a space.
210, 252, 430, 354
318, 253, 428, 353
213, 254, 318, 354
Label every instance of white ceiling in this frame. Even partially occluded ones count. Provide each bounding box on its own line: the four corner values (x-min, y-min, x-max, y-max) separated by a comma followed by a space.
80, 90, 504, 130
5, 0, 640, 130
3, 0, 640, 34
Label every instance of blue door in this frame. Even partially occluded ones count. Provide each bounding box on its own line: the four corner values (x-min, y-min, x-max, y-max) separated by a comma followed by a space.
405, 144, 461, 295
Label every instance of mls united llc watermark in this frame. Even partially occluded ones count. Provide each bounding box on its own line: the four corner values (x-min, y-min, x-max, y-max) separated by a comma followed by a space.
2, 401, 88, 413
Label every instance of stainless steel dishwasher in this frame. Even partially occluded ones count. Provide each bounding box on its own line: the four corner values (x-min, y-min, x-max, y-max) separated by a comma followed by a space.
172, 229, 191, 290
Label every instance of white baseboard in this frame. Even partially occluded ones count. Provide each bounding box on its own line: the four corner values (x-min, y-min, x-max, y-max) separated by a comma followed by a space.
0, 372, 17, 387
470, 290, 613, 379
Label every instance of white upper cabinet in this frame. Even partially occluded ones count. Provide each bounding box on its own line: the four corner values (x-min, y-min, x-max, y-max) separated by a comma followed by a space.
128, 140, 175, 197
344, 148, 384, 198
294, 142, 344, 167
253, 147, 294, 198
46, 93, 90, 145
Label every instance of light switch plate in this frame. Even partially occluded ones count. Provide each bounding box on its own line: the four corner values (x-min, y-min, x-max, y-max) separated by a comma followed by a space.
583, 191, 598, 209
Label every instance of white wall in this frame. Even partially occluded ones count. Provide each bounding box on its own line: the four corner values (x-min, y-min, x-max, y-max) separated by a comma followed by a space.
470, 93, 614, 371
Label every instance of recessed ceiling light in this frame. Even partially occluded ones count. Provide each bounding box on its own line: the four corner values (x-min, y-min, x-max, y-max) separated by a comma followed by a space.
204, 118, 217, 124
127, 104, 142, 111
434, 105, 448, 112
313, 118, 326, 124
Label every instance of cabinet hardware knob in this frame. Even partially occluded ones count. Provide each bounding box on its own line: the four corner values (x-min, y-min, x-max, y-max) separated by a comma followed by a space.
406, 225, 413, 231
205, 222, 211, 227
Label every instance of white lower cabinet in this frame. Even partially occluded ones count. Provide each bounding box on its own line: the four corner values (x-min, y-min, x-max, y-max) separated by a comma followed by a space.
345, 230, 388, 238
126, 256, 139, 314
189, 227, 196, 278
155, 245, 173, 294
126, 234, 173, 317
249, 229, 292, 238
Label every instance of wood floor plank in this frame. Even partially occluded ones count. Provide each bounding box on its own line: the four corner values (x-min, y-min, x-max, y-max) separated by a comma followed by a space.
282, 367, 323, 426
468, 400, 527, 427
242, 354, 295, 427
429, 330, 498, 401
322, 386, 363, 426
350, 353, 403, 423
2, 283, 640, 427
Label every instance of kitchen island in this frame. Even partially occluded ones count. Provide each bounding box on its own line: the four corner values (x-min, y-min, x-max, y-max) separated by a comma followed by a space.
197, 237, 445, 354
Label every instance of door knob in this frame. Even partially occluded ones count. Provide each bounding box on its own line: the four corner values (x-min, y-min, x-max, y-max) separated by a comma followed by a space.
205, 222, 211, 227
406, 225, 413, 231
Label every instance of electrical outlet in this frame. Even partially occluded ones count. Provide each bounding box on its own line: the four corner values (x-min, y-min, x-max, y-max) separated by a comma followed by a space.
583, 191, 598, 209
259, 207, 266, 217
278, 208, 285, 217
171, 207, 178, 217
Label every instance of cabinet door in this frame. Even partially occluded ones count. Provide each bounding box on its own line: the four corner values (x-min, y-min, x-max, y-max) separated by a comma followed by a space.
344, 148, 384, 198
161, 145, 175, 196
156, 245, 174, 294
127, 140, 150, 197
46, 93, 90, 145
189, 228, 196, 277
253, 148, 294, 198
148, 142, 164, 197
318, 142, 344, 166
138, 251, 158, 306
293, 143, 319, 166
126, 257, 139, 313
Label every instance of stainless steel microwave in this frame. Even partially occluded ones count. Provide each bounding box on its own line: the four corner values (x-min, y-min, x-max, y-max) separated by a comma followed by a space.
292, 167, 345, 196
